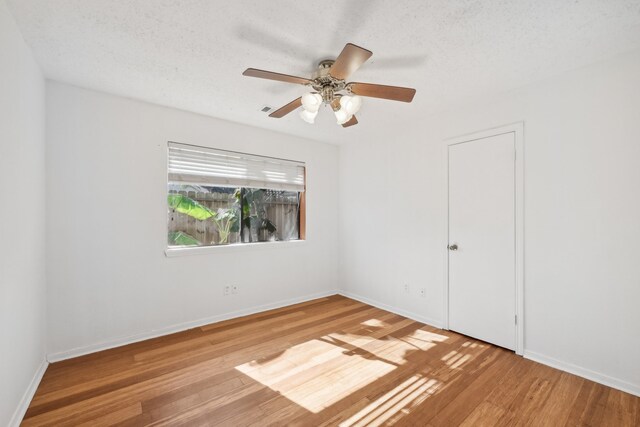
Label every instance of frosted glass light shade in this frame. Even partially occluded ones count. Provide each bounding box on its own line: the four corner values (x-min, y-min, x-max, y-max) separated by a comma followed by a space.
299, 109, 318, 124
301, 92, 322, 112
339, 95, 362, 115
334, 108, 352, 125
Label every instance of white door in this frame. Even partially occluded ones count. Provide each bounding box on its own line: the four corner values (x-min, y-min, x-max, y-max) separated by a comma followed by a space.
448, 132, 516, 350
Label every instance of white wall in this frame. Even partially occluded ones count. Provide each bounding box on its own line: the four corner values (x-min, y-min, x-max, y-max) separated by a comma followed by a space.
339, 49, 640, 395
46, 82, 339, 358
0, 1, 47, 425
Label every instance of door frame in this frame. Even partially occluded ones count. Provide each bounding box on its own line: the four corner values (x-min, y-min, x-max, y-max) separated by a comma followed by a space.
442, 122, 524, 355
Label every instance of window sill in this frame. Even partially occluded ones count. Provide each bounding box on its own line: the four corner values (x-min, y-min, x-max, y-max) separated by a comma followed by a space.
165, 240, 306, 257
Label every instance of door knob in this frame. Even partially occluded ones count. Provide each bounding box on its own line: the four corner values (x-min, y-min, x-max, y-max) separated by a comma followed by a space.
448, 244, 458, 251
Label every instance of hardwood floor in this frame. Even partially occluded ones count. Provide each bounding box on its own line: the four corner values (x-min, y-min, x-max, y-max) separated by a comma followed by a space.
23, 295, 638, 426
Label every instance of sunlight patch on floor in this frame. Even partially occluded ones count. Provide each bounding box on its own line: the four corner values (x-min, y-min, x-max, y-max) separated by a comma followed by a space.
339, 374, 442, 427
361, 319, 388, 328
328, 328, 448, 365
236, 338, 396, 413
235, 321, 448, 414
442, 341, 485, 370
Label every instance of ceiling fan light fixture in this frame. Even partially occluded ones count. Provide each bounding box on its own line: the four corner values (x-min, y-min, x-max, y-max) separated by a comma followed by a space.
301, 92, 322, 112
299, 109, 318, 124
334, 108, 353, 125
339, 95, 362, 115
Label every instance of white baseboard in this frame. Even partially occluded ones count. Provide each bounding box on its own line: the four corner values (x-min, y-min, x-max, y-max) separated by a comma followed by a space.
44, 288, 639, 399
47, 289, 338, 363
338, 290, 444, 329
9, 360, 48, 427
524, 350, 640, 397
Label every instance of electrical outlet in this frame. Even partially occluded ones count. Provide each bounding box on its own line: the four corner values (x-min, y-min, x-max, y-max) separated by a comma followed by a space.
223, 285, 231, 296
232, 285, 239, 295
403, 284, 409, 294
419, 288, 426, 298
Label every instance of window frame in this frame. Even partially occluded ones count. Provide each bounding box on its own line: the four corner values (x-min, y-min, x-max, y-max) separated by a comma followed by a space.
165, 142, 306, 256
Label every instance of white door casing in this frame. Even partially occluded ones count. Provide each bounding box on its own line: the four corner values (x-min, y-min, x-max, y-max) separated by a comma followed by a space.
443, 123, 524, 355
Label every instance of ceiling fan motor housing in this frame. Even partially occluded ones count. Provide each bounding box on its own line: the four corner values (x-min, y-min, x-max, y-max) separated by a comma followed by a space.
312, 60, 347, 104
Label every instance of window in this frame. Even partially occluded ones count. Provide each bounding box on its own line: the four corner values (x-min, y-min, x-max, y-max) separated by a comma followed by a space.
167, 142, 305, 248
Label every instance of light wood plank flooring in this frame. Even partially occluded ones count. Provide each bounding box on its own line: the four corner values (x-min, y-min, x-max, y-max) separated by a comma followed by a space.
23, 295, 639, 426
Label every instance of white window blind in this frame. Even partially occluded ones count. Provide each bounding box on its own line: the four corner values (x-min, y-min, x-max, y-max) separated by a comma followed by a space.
168, 142, 306, 192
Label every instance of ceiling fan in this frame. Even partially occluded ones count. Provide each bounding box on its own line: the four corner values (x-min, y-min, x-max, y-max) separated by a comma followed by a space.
242, 43, 416, 128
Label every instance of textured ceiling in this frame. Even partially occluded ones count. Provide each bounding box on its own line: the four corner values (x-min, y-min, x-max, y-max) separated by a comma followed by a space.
7, 0, 640, 144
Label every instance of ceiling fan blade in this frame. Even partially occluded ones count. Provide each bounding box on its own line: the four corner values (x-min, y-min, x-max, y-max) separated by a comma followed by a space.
349, 82, 416, 103
269, 97, 302, 118
330, 43, 373, 80
342, 115, 358, 128
242, 68, 313, 86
